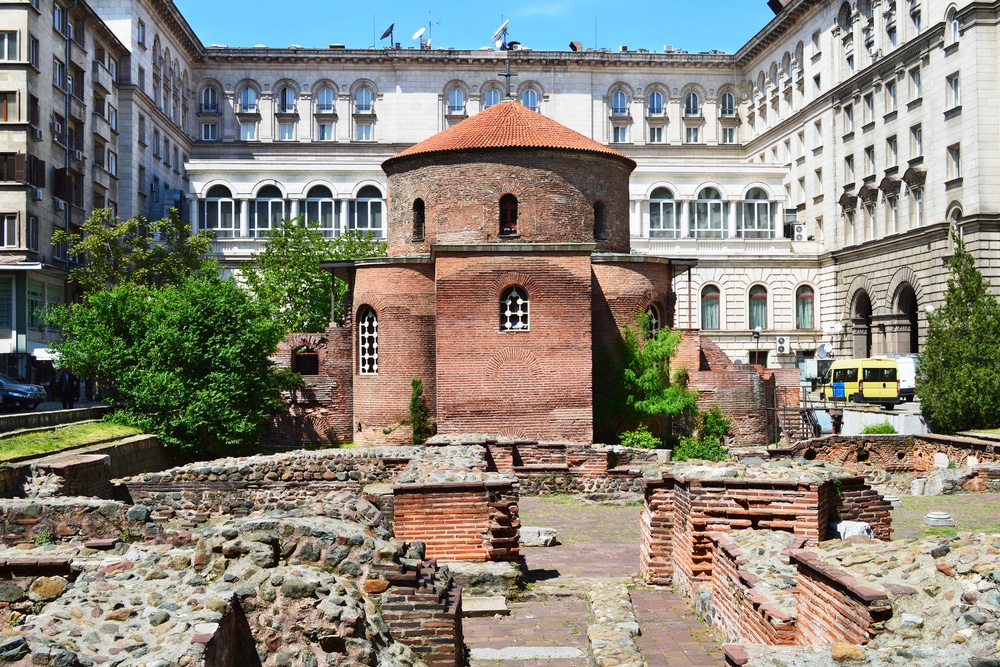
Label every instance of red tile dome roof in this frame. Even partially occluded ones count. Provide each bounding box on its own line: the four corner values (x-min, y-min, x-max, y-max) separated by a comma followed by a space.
383, 100, 636, 169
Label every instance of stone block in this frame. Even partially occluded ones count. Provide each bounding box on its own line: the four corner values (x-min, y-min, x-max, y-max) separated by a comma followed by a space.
834, 521, 874, 540
520, 526, 557, 547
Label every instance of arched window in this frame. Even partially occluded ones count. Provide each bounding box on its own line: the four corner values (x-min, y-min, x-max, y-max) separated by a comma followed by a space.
739, 187, 774, 239
252, 185, 286, 237
499, 194, 518, 235
647, 90, 664, 116
649, 187, 679, 238
500, 286, 529, 330
316, 87, 335, 113
358, 307, 378, 374
701, 286, 720, 330
684, 92, 701, 117
693, 187, 725, 238
749, 285, 768, 330
593, 201, 607, 241
948, 8, 961, 42
305, 185, 336, 238
239, 86, 257, 113
448, 88, 465, 114
612, 90, 628, 116
277, 86, 296, 114
837, 3, 852, 32
203, 184, 236, 238
796, 285, 814, 329
483, 87, 501, 109
521, 89, 538, 112
412, 199, 425, 240
355, 86, 373, 113
292, 346, 319, 376
720, 92, 736, 117
201, 87, 217, 113
349, 185, 384, 237
646, 304, 662, 337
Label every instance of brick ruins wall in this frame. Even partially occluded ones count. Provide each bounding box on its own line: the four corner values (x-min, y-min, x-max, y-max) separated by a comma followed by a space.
789, 432, 1000, 472
639, 477, 675, 585
0, 498, 151, 547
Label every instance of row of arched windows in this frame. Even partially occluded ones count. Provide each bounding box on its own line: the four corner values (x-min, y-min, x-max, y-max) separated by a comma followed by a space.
699, 284, 814, 331
647, 187, 778, 239
610, 89, 738, 118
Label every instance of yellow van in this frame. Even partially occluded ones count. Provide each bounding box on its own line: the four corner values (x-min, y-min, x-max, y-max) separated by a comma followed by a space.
821, 357, 900, 408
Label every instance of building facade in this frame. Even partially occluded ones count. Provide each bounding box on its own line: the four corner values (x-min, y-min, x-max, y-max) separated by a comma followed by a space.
1, 0, 997, 384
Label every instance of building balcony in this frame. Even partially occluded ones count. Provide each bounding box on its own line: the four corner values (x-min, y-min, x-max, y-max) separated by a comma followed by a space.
91, 61, 115, 93
210, 237, 264, 261
69, 95, 87, 122
91, 111, 111, 141
91, 163, 113, 191
630, 235, 819, 258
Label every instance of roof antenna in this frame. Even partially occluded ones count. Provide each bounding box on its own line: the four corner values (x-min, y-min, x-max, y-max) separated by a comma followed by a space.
493, 20, 517, 100
380, 23, 395, 50
492, 19, 510, 50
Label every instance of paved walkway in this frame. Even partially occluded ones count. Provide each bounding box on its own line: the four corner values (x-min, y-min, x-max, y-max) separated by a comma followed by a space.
464, 496, 724, 667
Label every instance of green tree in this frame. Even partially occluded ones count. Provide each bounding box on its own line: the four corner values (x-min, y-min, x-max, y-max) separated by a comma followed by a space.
918, 232, 1000, 432
409, 377, 434, 445
55, 208, 214, 293
620, 312, 699, 437
45, 268, 297, 453
243, 218, 386, 333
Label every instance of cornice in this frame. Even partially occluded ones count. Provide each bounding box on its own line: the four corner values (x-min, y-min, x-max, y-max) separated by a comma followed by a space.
142, 0, 205, 62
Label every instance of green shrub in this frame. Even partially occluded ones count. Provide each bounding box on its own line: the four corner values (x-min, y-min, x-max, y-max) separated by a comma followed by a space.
673, 435, 729, 462
619, 424, 662, 449
409, 378, 434, 446
860, 421, 897, 434
700, 406, 732, 441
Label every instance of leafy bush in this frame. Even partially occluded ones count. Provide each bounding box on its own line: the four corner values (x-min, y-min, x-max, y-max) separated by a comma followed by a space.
860, 421, 897, 434
673, 435, 729, 462
409, 377, 434, 445
700, 406, 732, 441
619, 424, 662, 449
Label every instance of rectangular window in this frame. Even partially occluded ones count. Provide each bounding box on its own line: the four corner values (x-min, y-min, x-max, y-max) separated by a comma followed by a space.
813, 119, 822, 147
0, 276, 11, 329
137, 67, 145, 92
173, 147, 178, 170
910, 124, 922, 157
107, 150, 117, 176
0, 92, 16, 122
0, 153, 17, 181
863, 93, 874, 125
53, 4, 65, 33
26, 215, 37, 250
846, 54, 855, 72
911, 9, 921, 33
811, 30, 821, 55
844, 104, 854, 133
865, 146, 875, 175
813, 74, 821, 93
356, 122, 372, 141
108, 105, 117, 131
137, 20, 145, 46
27, 278, 43, 330
317, 123, 334, 141
240, 122, 257, 141
612, 126, 627, 143
887, 135, 897, 166
888, 197, 898, 234
814, 168, 823, 193
279, 123, 295, 141
720, 127, 735, 144
948, 144, 961, 179
201, 122, 217, 141
108, 58, 117, 81
138, 114, 146, 144
0, 32, 16, 62
685, 126, 700, 143
886, 80, 897, 111
28, 35, 38, 68
45, 284, 61, 331
909, 68, 921, 100
152, 128, 160, 156
844, 155, 855, 182
947, 74, 961, 108
1, 214, 15, 247
887, 25, 897, 46
163, 138, 170, 166
53, 58, 66, 90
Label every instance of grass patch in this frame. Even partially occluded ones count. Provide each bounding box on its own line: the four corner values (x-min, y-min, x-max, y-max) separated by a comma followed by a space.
924, 526, 958, 538
0, 422, 142, 461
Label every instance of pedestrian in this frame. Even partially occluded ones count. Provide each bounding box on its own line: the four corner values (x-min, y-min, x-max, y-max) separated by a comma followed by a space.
58, 368, 76, 410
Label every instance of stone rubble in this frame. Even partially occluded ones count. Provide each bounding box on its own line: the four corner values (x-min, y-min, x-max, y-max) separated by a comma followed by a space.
586, 580, 644, 667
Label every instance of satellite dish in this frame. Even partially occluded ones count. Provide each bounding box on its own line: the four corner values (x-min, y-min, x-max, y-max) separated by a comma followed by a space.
817, 343, 833, 359
492, 19, 510, 43
380, 23, 394, 40
412, 27, 426, 41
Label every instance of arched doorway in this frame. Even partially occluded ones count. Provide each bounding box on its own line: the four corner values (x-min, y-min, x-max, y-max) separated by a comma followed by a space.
852, 291, 872, 358
897, 284, 919, 353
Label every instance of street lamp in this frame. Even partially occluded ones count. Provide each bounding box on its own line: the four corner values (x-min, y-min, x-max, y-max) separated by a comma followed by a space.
752, 326, 763, 364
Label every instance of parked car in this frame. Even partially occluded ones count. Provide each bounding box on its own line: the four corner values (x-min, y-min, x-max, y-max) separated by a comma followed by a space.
820, 357, 900, 409
886, 353, 920, 402
0, 373, 47, 410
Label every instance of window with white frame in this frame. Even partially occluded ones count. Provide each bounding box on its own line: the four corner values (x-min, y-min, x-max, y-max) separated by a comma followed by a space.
693, 187, 725, 238
447, 88, 465, 115
278, 123, 295, 141
1, 214, 16, 247
612, 126, 628, 143
886, 80, 897, 112
701, 285, 720, 329
795, 285, 814, 329
948, 8, 960, 42
865, 146, 875, 175
108, 150, 117, 176
28, 36, 38, 68
611, 90, 628, 116
911, 7, 921, 32
203, 184, 236, 237
844, 154, 855, 182
647, 90, 664, 115
909, 68, 921, 100
483, 87, 501, 109
863, 93, 874, 125
648, 187, 679, 238
349, 185, 383, 237
252, 185, 286, 237
239, 87, 258, 113
305, 185, 337, 237
739, 188, 775, 239
316, 86, 335, 113
843, 104, 854, 133
748, 285, 767, 330
649, 126, 664, 143
0, 33, 15, 62
521, 88, 538, 112
887, 196, 898, 234
887, 135, 897, 166
685, 126, 700, 143
277, 86, 295, 114
720, 92, 736, 117
684, 92, 700, 117
358, 306, 378, 374
201, 122, 217, 141
136, 19, 145, 45
947, 73, 960, 109
317, 122, 334, 141
355, 86, 373, 113
201, 87, 218, 113
948, 144, 961, 179
240, 122, 257, 141
355, 121, 372, 142
721, 127, 736, 144
500, 286, 529, 331
910, 124, 922, 157
27, 279, 43, 330
865, 203, 875, 239
53, 58, 66, 90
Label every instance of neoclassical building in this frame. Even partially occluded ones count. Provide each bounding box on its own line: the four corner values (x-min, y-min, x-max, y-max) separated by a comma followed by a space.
1, 0, 996, 381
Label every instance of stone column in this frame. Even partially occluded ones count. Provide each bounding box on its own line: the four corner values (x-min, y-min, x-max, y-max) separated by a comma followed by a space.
680, 201, 690, 238
189, 198, 199, 232
240, 199, 250, 237
728, 201, 738, 238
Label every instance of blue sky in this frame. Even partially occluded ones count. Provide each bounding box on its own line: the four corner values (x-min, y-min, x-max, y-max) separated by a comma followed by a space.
172, 1, 778, 54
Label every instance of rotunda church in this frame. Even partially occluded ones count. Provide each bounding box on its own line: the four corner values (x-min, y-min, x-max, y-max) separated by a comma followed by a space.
289, 101, 687, 445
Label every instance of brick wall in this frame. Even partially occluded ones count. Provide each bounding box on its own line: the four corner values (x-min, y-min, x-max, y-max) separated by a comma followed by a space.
639, 477, 675, 585
834, 477, 893, 540
36, 455, 113, 499
392, 480, 519, 562
790, 432, 1000, 473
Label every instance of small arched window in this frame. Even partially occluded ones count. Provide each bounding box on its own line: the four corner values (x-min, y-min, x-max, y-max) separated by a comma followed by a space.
483, 88, 501, 109
305, 185, 336, 238
948, 8, 961, 42
277, 86, 296, 114
720, 92, 736, 117
593, 201, 607, 241
252, 185, 286, 237
316, 87, 335, 113
684, 92, 701, 117
647, 90, 664, 115
499, 194, 518, 235
500, 286, 529, 331
239, 87, 257, 113
203, 184, 236, 238
358, 307, 378, 374
749, 285, 768, 330
448, 89, 465, 114
412, 199, 425, 240
649, 187, 679, 238
350, 185, 384, 237
701, 286, 720, 330
355, 86, 373, 113
837, 3, 852, 32
612, 90, 628, 116
646, 304, 662, 338
521, 89, 538, 112
796, 285, 814, 330
201, 87, 218, 113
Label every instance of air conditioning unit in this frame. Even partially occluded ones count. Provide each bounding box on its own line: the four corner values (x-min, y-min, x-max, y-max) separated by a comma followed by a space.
55, 200, 65, 211
793, 223, 807, 241
49, 121, 62, 134
71, 149, 85, 161
32, 188, 43, 200
30, 126, 43, 140
775, 336, 790, 354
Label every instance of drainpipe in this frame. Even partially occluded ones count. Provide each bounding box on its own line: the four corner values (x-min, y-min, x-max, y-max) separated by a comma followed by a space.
62, 1, 77, 277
